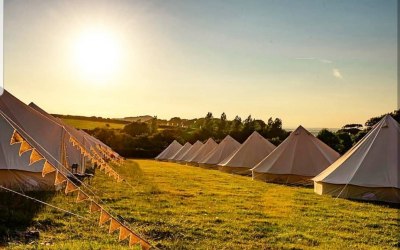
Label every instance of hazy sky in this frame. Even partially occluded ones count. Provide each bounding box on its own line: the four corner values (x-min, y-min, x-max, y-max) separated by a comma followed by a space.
4, 0, 397, 128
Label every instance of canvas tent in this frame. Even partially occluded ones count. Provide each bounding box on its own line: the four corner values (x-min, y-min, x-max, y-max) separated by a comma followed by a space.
218, 131, 276, 175
155, 140, 182, 161
176, 140, 203, 163
199, 135, 241, 169
0, 113, 56, 190
313, 115, 400, 203
168, 142, 192, 162
252, 126, 340, 185
29, 102, 122, 164
0, 90, 77, 190
29, 102, 93, 172
187, 138, 218, 166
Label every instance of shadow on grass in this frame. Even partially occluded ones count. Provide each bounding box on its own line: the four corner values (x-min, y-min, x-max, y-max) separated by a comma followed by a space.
347, 198, 400, 209
0, 191, 55, 246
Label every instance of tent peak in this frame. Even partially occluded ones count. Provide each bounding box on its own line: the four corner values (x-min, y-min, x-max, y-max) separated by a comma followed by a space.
293, 125, 311, 135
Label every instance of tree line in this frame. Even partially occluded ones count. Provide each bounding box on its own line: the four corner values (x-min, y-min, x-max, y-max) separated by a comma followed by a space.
86, 110, 399, 158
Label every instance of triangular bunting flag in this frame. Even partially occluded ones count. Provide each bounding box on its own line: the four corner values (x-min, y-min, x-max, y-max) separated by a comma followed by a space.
29, 149, 44, 165
100, 164, 106, 171
54, 171, 67, 185
112, 173, 118, 180
10, 130, 24, 145
119, 226, 131, 242
139, 240, 152, 250
76, 190, 89, 203
65, 180, 78, 194
140, 240, 152, 250
42, 161, 56, 177
99, 209, 111, 226
105, 167, 111, 174
129, 233, 141, 247
89, 201, 101, 213
109, 218, 122, 234
70, 138, 77, 147
19, 141, 33, 156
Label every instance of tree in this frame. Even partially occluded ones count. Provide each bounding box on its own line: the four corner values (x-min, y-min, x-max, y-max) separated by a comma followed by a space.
352, 130, 368, 144
231, 115, 242, 132
122, 122, 150, 137
253, 119, 266, 131
170, 117, 182, 126
150, 116, 158, 134
365, 109, 400, 127
338, 124, 363, 135
317, 129, 340, 152
241, 115, 255, 140
336, 132, 353, 154
229, 115, 243, 141
263, 117, 287, 139
217, 112, 227, 139
203, 112, 214, 131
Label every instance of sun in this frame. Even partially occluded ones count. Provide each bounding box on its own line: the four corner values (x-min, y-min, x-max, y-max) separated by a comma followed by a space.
73, 28, 121, 84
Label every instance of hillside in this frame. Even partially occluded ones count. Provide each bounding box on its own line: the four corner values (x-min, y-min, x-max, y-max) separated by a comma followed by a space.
3, 160, 399, 249
61, 118, 126, 130
122, 116, 154, 123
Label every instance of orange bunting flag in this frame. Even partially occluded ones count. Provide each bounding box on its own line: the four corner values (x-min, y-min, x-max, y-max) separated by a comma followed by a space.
119, 226, 131, 241
76, 190, 89, 203
100, 164, 106, 171
108, 171, 114, 177
42, 161, 56, 177
29, 149, 44, 165
129, 233, 140, 247
140, 240, 152, 250
54, 171, 67, 185
109, 218, 122, 234
69, 137, 73, 142
117, 176, 123, 183
65, 180, 78, 194
10, 130, 24, 145
105, 167, 111, 174
99, 209, 111, 226
19, 141, 33, 156
89, 201, 101, 213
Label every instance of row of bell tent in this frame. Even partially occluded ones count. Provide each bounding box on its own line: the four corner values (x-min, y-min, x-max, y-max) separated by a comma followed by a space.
156, 115, 400, 204
0, 90, 122, 191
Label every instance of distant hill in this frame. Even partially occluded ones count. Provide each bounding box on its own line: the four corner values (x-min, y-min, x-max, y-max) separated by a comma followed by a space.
122, 115, 154, 123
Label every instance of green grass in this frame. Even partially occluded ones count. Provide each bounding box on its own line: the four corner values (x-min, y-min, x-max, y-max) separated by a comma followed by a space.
61, 118, 126, 130
4, 160, 400, 249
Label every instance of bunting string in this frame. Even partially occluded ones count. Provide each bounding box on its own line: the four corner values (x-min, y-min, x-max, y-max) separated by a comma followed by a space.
7, 130, 152, 249
1, 112, 152, 249
0, 185, 88, 220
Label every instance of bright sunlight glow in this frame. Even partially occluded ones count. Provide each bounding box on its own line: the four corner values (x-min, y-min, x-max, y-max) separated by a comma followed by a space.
73, 28, 121, 84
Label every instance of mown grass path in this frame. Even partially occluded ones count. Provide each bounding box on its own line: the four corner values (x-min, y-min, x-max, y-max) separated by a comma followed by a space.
6, 159, 400, 249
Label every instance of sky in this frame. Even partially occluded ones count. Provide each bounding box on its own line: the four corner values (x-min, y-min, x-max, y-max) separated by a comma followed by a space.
4, 0, 398, 128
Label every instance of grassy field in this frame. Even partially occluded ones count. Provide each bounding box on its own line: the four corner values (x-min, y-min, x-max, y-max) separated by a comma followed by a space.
4, 160, 400, 249
61, 118, 126, 130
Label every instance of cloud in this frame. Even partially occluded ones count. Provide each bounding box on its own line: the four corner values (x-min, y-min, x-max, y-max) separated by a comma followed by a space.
332, 68, 343, 79
295, 57, 316, 60
319, 59, 332, 64
295, 57, 333, 64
